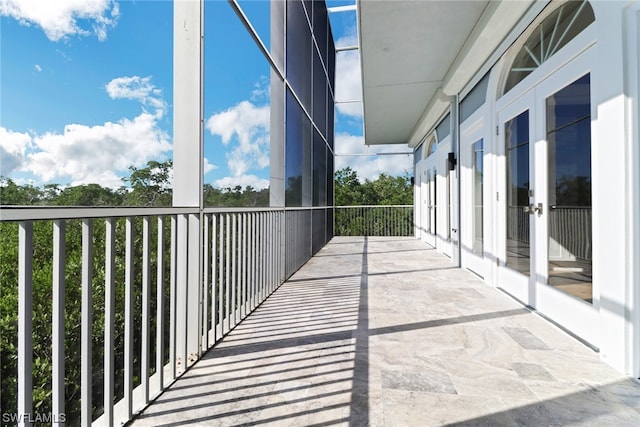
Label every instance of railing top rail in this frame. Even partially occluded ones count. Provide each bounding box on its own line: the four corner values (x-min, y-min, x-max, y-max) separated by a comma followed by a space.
203, 206, 284, 214
334, 205, 413, 208
0, 205, 341, 222
0, 204, 413, 222
0, 206, 199, 221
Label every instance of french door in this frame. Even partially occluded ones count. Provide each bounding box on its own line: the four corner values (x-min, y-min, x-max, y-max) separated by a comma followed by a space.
423, 161, 437, 248
496, 51, 598, 343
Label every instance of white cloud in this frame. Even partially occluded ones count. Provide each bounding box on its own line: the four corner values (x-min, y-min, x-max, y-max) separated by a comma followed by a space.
206, 100, 270, 177
105, 75, 166, 118
0, 127, 31, 175
34, 64, 42, 72
214, 174, 269, 190
23, 112, 171, 188
336, 32, 358, 50
335, 50, 363, 117
0, 0, 120, 42
0, 75, 172, 188
203, 158, 217, 175
250, 75, 270, 102
335, 132, 412, 181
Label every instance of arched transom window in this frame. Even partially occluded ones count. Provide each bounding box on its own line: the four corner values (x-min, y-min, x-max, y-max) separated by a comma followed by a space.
504, 0, 595, 93
426, 134, 437, 158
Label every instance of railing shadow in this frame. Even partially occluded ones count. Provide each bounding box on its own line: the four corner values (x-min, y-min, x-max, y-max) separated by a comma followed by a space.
133, 236, 640, 426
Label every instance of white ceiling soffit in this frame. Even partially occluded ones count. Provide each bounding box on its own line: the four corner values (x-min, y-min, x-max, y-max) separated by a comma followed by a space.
358, 0, 534, 146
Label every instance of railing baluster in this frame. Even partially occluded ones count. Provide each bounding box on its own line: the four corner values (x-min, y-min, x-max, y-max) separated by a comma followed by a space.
261, 212, 266, 301
228, 214, 231, 335
81, 219, 93, 427
175, 215, 188, 374
273, 212, 277, 292
249, 213, 255, 311
52, 220, 66, 425
203, 215, 210, 349
169, 215, 177, 381
211, 214, 217, 343
219, 214, 225, 336
266, 212, 271, 294
156, 215, 165, 391
239, 213, 244, 319
124, 217, 134, 418
231, 214, 237, 326
18, 221, 33, 427
141, 217, 151, 404
242, 213, 247, 318
104, 218, 115, 425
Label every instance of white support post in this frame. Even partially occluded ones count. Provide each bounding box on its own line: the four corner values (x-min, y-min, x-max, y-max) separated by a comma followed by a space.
173, 0, 203, 207
52, 220, 65, 425
81, 219, 93, 427
18, 221, 33, 427
174, 0, 204, 370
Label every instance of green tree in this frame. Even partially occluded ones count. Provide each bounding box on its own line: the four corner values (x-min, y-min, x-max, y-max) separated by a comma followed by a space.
122, 160, 173, 207
0, 177, 44, 205
334, 167, 414, 236
334, 167, 413, 206
366, 173, 413, 205
334, 167, 363, 206
53, 184, 123, 206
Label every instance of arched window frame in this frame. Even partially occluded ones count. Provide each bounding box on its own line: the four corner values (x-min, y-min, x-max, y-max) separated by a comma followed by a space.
502, 0, 595, 95
425, 133, 438, 159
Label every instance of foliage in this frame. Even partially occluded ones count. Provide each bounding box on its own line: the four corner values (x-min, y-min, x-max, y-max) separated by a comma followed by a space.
334, 166, 413, 206
333, 167, 414, 236
0, 160, 268, 423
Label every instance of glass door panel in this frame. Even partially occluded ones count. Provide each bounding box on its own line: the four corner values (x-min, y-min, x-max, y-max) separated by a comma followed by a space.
505, 111, 531, 275
427, 170, 432, 233
472, 139, 484, 255
546, 74, 592, 303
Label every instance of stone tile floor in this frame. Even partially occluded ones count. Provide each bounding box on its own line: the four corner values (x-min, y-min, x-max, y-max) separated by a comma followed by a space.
132, 236, 640, 426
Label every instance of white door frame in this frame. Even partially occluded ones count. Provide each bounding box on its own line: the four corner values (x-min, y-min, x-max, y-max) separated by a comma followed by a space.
460, 111, 488, 277
495, 47, 599, 345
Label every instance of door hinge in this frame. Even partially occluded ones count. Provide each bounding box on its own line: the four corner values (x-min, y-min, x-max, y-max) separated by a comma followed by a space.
496, 192, 499, 201
496, 125, 499, 136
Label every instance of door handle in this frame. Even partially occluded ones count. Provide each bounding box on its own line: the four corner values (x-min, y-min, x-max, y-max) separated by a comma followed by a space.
524, 203, 543, 215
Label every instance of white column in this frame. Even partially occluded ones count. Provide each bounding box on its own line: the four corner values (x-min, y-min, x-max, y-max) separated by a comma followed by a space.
173, 0, 204, 369
173, 0, 203, 207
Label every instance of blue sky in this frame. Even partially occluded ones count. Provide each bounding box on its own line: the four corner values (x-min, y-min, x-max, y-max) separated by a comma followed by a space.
0, 0, 411, 191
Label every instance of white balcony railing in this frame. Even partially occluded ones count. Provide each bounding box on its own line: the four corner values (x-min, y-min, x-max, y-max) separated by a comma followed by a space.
334, 205, 414, 237
0, 206, 326, 426
0, 204, 413, 425
507, 206, 592, 260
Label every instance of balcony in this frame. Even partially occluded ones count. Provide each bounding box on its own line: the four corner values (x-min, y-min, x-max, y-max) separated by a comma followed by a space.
2, 206, 639, 426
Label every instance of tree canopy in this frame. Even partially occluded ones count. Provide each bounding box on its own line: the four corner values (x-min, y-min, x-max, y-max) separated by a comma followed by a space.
0, 160, 269, 208
334, 166, 413, 206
